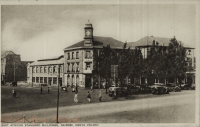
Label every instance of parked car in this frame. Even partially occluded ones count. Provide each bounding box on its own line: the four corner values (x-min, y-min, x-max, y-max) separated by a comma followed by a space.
108, 86, 127, 97
10, 81, 17, 87
127, 84, 140, 94
151, 83, 169, 94
166, 83, 181, 92
181, 84, 191, 90
140, 84, 151, 93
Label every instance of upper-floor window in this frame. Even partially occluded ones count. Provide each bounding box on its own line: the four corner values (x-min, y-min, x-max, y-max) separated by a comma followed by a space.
72, 52, 75, 59
33, 67, 35, 73
40, 67, 43, 73
76, 52, 79, 59
49, 67, 52, 73
67, 63, 70, 72
188, 50, 191, 55
72, 63, 75, 72
76, 63, 79, 72
67, 53, 70, 60
86, 63, 91, 70
53, 66, 56, 73
86, 51, 92, 58
60, 65, 62, 73
44, 67, 47, 73
36, 67, 40, 73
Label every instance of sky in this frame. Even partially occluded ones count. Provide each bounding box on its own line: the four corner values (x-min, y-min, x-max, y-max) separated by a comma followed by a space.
1, 4, 196, 61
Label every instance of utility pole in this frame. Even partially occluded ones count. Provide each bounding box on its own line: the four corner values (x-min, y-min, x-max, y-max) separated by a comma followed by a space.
14, 62, 15, 81
56, 65, 60, 123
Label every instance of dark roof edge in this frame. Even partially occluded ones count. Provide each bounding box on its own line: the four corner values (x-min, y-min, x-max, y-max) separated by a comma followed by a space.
38, 55, 64, 61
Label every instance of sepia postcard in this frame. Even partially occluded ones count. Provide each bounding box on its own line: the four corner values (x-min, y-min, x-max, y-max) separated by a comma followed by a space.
1, 0, 200, 127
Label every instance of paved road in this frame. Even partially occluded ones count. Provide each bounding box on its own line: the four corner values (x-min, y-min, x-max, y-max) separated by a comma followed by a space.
1, 91, 196, 123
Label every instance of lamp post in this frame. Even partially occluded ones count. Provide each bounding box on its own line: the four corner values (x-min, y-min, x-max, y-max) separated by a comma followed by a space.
56, 64, 60, 123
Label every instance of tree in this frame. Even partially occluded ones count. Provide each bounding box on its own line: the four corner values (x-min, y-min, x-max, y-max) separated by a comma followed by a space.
118, 43, 133, 86
167, 37, 187, 86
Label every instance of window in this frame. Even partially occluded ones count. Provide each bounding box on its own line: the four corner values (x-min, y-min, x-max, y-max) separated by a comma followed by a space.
76, 63, 79, 72
76, 75, 79, 85
33, 67, 35, 73
53, 66, 56, 73
36, 67, 39, 73
67, 75, 70, 85
188, 50, 191, 55
72, 63, 75, 72
36, 77, 39, 83
40, 77, 43, 83
44, 67, 47, 73
32, 77, 35, 82
49, 67, 52, 73
67, 63, 70, 72
86, 51, 91, 58
60, 65, 62, 73
67, 53, 70, 60
53, 77, 57, 84
86, 63, 91, 70
72, 52, 75, 59
44, 77, 47, 83
40, 67, 43, 73
76, 52, 79, 59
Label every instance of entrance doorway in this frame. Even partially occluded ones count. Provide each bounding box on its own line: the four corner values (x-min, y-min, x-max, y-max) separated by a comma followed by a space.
85, 75, 91, 88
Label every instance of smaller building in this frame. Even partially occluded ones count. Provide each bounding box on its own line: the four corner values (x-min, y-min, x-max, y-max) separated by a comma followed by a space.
27, 55, 64, 86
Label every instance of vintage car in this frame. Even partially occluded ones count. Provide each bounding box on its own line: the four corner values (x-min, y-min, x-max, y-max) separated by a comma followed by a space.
108, 86, 127, 97
166, 83, 181, 92
181, 84, 191, 90
151, 83, 169, 94
127, 84, 140, 94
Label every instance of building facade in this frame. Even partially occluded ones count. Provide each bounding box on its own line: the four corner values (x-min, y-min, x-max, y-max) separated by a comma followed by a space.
63, 23, 126, 88
134, 41, 195, 85
27, 56, 64, 86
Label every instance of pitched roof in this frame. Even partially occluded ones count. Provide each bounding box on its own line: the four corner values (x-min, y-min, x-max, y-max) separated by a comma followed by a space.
1, 51, 16, 58
38, 55, 64, 61
30, 57, 64, 66
127, 36, 194, 48
65, 36, 125, 49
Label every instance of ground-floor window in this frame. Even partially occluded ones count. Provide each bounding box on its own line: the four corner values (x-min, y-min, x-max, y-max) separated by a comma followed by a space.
53, 77, 57, 84
36, 77, 39, 83
40, 77, 43, 83
44, 77, 47, 83
32, 77, 35, 82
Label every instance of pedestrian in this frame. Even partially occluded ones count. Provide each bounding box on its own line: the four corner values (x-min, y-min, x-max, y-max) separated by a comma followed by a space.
74, 92, 78, 103
47, 87, 50, 94
99, 91, 102, 102
87, 91, 91, 103
72, 85, 75, 92
12, 89, 17, 98
40, 86, 43, 94
76, 84, 78, 93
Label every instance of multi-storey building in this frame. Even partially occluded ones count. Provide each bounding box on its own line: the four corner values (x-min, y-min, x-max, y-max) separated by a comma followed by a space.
127, 36, 196, 85
63, 23, 125, 88
27, 56, 64, 86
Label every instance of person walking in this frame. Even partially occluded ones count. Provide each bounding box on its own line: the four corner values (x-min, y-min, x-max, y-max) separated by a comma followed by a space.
74, 92, 78, 103
87, 91, 91, 103
99, 91, 102, 102
12, 89, 17, 97
76, 84, 78, 93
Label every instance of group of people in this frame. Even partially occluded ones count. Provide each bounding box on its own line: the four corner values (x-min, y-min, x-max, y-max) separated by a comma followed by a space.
74, 90, 102, 104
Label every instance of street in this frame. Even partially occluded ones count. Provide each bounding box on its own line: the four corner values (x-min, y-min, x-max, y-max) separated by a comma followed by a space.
1, 91, 195, 123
